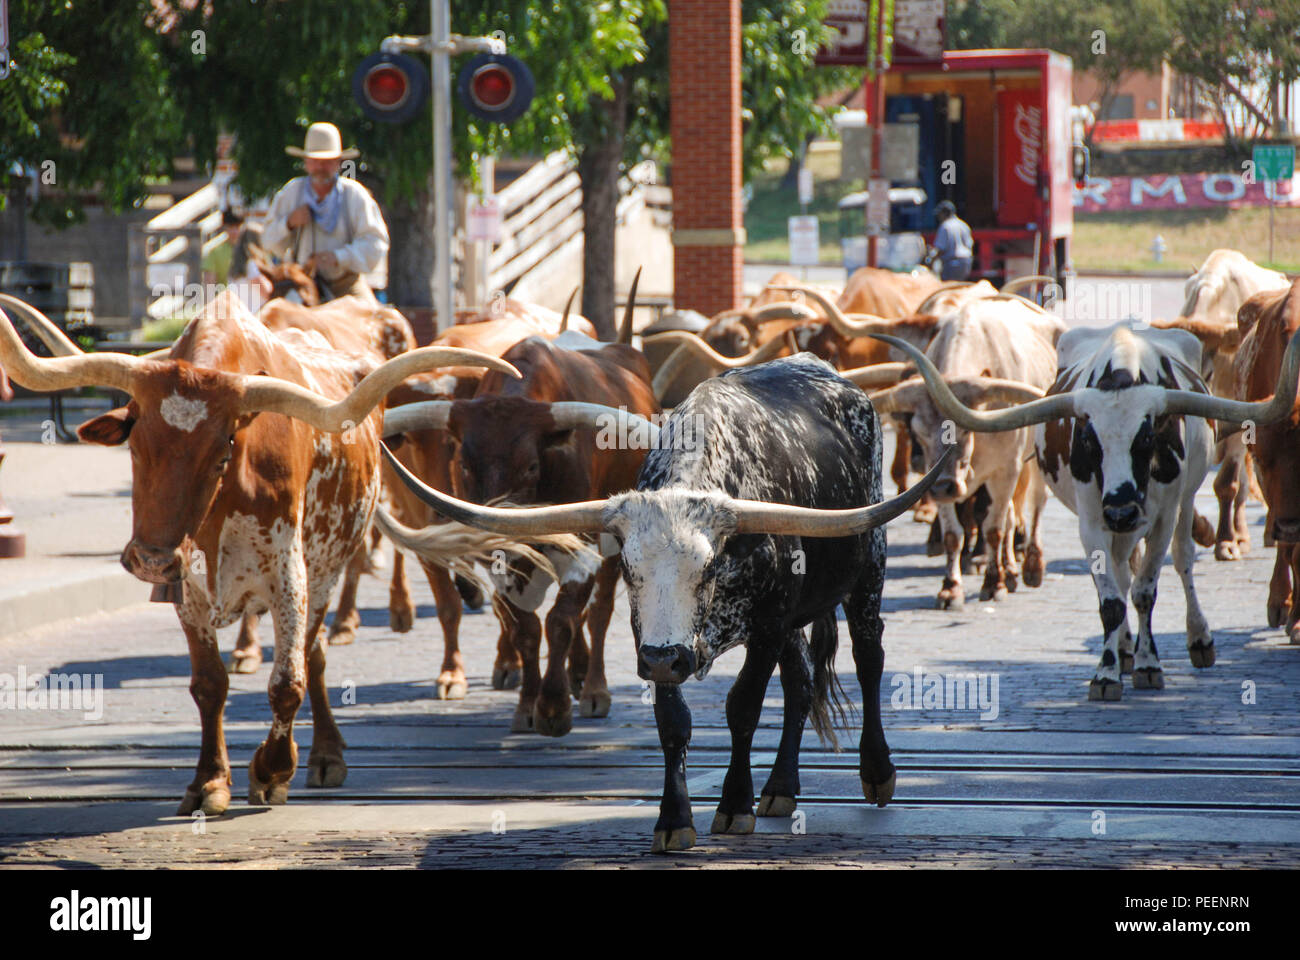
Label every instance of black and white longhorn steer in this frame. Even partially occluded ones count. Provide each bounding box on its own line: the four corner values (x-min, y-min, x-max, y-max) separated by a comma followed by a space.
874, 322, 1300, 701
382, 353, 950, 852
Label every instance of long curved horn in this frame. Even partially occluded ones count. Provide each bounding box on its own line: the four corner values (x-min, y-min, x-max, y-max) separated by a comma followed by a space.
238, 347, 521, 429
647, 331, 787, 398
865, 333, 1077, 431
383, 400, 452, 435
1001, 274, 1054, 294
769, 284, 901, 338
1162, 326, 1300, 424
559, 285, 580, 333
752, 301, 818, 323
947, 376, 1048, 406
0, 305, 142, 393
866, 378, 930, 415
839, 361, 914, 389
729, 446, 956, 536
549, 401, 660, 443
381, 442, 608, 536
618, 267, 641, 344
0, 295, 83, 357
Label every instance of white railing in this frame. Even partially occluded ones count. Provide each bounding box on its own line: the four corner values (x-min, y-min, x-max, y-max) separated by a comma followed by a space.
128, 182, 227, 322
483, 152, 656, 295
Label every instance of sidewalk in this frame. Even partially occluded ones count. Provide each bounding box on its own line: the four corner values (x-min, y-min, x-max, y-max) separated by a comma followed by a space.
0, 400, 147, 637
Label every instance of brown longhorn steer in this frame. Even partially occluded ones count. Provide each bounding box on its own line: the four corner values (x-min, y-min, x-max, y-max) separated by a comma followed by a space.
0, 291, 512, 814
1234, 279, 1300, 642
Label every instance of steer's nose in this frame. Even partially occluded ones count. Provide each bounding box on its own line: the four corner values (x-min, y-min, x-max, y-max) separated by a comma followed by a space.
120, 540, 183, 584
1102, 502, 1141, 532
930, 478, 958, 501
637, 643, 697, 684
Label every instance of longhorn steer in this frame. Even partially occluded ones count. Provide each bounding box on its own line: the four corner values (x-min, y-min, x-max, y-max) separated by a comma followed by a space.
382, 353, 949, 852
1158, 250, 1288, 560
864, 297, 1062, 606
883, 320, 1300, 700
0, 292, 512, 813
1234, 279, 1300, 642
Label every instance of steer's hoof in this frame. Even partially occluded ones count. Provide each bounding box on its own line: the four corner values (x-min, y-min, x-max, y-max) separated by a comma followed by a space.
1088, 678, 1123, 702
914, 503, 938, 524
306, 753, 347, 788
862, 772, 896, 807
327, 625, 356, 647
1189, 642, 1216, 668
936, 588, 964, 610
510, 704, 536, 733
756, 794, 797, 817
177, 781, 230, 817
437, 672, 468, 700
229, 650, 262, 674
1119, 653, 1135, 676
711, 811, 755, 835
578, 689, 611, 718
979, 583, 1008, 602
1289, 625, 1300, 646
651, 826, 696, 854
1132, 667, 1165, 690
388, 604, 414, 634
532, 704, 573, 738
493, 666, 522, 691
247, 764, 291, 806
1214, 540, 1240, 562
1268, 603, 1286, 629
1004, 571, 1019, 593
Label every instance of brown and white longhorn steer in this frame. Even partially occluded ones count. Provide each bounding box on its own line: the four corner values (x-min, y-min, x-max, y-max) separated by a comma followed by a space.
0, 291, 512, 814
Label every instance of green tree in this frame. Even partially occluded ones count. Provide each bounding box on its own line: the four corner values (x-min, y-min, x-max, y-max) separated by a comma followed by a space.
0, 1, 186, 228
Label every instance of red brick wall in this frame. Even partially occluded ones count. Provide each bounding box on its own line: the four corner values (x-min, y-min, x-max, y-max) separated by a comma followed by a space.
669, 0, 743, 316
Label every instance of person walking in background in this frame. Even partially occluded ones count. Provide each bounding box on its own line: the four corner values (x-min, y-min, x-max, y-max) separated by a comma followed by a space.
928, 200, 973, 281
261, 122, 389, 304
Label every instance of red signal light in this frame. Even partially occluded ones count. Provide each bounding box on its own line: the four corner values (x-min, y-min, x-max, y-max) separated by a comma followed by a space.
365, 65, 410, 108
469, 65, 515, 110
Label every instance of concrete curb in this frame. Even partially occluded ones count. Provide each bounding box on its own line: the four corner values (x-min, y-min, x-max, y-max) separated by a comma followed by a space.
0, 567, 149, 639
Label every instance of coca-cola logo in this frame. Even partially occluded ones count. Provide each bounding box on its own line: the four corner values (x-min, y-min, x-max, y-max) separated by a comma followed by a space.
1013, 103, 1042, 186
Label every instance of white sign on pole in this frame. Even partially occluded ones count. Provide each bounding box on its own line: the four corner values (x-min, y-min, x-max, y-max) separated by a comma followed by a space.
466, 195, 503, 243
866, 178, 891, 237
797, 166, 814, 206
788, 215, 821, 266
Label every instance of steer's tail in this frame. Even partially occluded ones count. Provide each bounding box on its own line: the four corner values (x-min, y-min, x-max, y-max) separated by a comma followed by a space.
810, 610, 854, 751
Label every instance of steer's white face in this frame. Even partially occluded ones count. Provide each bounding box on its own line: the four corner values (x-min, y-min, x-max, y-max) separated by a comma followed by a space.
1071, 385, 1169, 510
603, 489, 738, 676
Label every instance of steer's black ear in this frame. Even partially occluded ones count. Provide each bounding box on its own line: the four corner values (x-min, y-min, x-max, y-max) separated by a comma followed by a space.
77, 406, 134, 446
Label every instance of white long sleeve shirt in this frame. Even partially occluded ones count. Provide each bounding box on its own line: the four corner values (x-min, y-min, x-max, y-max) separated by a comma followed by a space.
261, 176, 390, 290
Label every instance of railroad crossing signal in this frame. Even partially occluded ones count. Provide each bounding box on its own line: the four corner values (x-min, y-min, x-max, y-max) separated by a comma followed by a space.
352, 52, 430, 124
456, 54, 535, 124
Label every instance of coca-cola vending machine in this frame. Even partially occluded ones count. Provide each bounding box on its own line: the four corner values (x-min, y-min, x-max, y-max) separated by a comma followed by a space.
996, 89, 1043, 228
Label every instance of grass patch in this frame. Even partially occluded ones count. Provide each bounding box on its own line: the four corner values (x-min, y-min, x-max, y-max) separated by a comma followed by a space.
1072, 206, 1300, 273
745, 151, 852, 265
138, 314, 190, 342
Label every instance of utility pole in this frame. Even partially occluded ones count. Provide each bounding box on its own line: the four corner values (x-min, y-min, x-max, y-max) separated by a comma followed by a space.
867, 0, 888, 268
382, 5, 505, 334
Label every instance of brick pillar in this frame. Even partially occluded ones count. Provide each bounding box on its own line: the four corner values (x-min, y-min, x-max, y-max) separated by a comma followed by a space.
669, 0, 744, 317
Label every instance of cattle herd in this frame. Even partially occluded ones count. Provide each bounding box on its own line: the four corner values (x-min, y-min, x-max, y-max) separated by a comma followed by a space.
1, 247, 1298, 853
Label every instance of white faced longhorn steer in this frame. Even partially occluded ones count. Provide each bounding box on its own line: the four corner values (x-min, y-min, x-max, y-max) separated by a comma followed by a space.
381, 353, 951, 852
873, 322, 1300, 701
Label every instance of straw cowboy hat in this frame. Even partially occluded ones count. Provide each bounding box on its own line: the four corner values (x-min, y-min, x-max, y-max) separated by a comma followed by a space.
285, 122, 359, 160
